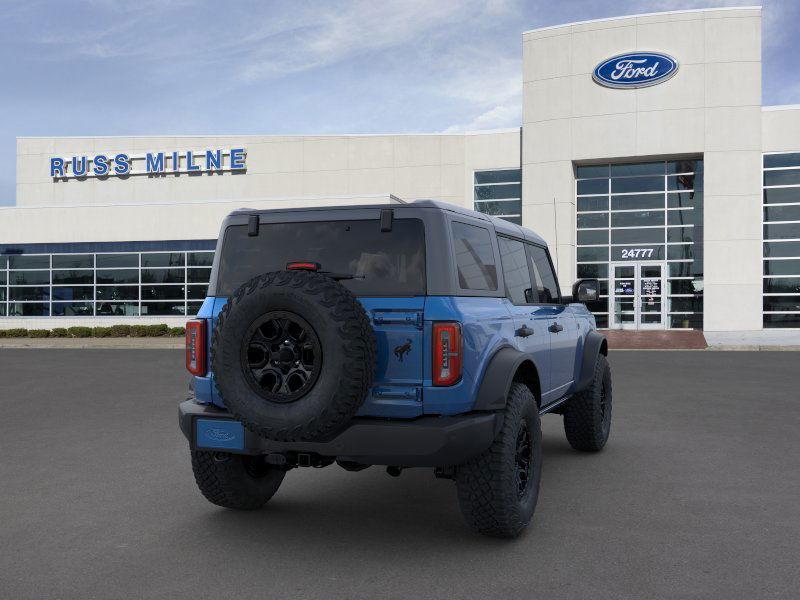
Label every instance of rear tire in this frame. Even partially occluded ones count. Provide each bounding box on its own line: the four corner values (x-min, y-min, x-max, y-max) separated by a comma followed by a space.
455, 383, 542, 538
563, 354, 612, 452
191, 451, 285, 510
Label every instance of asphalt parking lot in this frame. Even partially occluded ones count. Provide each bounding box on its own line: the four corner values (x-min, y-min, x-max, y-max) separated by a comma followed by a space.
1, 349, 798, 600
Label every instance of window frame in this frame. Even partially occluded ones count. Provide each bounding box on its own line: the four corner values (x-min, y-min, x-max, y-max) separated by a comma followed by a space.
473, 168, 522, 225
0, 249, 213, 318
497, 235, 535, 306
575, 158, 704, 329
449, 219, 500, 294
763, 151, 800, 328
525, 242, 563, 305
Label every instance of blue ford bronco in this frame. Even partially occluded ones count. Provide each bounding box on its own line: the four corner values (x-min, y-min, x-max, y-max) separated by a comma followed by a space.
179, 200, 611, 537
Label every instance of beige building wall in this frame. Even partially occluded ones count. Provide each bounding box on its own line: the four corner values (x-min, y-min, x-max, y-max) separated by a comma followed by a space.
16, 130, 520, 213
522, 6, 763, 331
763, 106, 800, 152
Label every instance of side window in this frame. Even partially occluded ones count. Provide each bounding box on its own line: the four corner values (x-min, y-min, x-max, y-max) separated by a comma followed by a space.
451, 222, 498, 291
498, 236, 533, 304
526, 244, 561, 304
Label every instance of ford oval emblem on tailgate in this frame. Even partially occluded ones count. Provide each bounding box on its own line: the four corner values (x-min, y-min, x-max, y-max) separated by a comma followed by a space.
206, 428, 235, 442
196, 419, 244, 451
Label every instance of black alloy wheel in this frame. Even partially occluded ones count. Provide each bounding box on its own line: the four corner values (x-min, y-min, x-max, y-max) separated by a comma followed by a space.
599, 378, 611, 436
514, 423, 533, 499
241, 311, 322, 403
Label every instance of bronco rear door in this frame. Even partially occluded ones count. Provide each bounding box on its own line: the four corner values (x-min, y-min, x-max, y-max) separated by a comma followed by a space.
213, 212, 427, 417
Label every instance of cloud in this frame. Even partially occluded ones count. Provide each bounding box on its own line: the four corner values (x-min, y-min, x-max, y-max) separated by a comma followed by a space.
235, 0, 495, 82
442, 103, 521, 133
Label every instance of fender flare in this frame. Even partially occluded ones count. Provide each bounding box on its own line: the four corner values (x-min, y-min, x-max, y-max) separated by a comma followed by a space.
473, 346, 537, 411
575, 330, 608, 392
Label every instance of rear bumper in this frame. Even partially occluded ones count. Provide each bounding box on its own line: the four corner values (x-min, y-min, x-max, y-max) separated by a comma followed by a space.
179, 400, 499, 467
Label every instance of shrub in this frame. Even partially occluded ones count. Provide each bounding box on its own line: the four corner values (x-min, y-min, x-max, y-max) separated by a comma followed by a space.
130, 325, 149, 337
109, 324, 132, 337
67, 326, 92, 338
4, 328, 28, 338
145, 324, 169, 337
0, 323, 178, 339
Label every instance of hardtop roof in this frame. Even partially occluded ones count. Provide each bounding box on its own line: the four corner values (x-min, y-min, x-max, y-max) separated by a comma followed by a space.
229, 199, 547, 246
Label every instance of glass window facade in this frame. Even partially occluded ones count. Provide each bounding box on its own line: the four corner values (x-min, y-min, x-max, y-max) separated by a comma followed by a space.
763, 153, 800, 328
576, 159, 704, 329
474, 169, 522, 225
0, 249, 214, 317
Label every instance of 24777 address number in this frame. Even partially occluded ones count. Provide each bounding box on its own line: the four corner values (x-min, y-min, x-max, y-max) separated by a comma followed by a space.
620, 248, 655, 259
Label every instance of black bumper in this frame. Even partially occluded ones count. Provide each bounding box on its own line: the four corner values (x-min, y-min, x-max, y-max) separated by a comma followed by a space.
179, 400, 499, 467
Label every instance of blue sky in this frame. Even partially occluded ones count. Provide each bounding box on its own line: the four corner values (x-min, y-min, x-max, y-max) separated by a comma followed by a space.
1, 0, 798, 206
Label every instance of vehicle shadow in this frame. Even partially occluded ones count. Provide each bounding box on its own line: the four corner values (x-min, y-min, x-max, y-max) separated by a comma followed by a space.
170, 429, 582, 550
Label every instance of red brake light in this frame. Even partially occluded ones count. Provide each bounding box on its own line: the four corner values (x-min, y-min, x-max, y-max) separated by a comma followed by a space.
286, 261, 320, 271
433, 322, 462, 386
186, 319, 206, 376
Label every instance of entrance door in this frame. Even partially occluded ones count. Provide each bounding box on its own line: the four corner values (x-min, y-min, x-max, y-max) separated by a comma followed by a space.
610, 262, 666, 330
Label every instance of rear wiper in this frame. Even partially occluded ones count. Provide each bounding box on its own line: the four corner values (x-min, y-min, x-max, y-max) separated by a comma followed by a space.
320, 271, 365, 281
285, 262, 364, 281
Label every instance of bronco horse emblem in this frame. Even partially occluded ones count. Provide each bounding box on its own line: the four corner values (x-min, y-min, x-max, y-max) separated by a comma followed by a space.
394, 338, 413, 362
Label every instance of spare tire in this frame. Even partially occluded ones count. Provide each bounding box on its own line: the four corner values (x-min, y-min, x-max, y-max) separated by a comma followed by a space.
211, 270, 376, 442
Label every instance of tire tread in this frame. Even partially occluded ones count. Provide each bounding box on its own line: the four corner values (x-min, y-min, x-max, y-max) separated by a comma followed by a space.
211, 271, 376, 442
455, 383, 541, 538
563, 354, 612, 452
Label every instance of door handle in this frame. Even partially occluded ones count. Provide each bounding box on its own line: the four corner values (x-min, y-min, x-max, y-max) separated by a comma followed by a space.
515, 324, 534, 338
548, 322, 564, 333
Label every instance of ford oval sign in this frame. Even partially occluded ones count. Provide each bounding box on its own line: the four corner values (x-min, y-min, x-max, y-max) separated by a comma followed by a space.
593, 52, 679, 89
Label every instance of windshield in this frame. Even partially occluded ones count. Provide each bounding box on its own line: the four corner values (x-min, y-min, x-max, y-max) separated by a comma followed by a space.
216, 218, 426, 296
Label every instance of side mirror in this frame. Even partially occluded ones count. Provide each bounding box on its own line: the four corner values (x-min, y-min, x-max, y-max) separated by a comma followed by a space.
572, 278, 599, 304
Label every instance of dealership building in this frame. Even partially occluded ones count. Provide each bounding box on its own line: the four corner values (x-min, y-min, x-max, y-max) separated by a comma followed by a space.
2, 6, 799, 336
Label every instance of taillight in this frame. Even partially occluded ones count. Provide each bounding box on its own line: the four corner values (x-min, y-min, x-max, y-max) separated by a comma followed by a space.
433, 322, 462, 386
186, 319, 206, 376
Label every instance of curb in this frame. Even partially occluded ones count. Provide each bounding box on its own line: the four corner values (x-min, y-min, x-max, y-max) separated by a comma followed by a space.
707, 344, 800, 351
610, 345, 800, 351
2, 340, 798, 351
0, 338, 184, 349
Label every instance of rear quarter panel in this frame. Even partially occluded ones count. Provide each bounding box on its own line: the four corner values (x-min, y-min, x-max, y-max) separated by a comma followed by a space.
423, 296, 523, 415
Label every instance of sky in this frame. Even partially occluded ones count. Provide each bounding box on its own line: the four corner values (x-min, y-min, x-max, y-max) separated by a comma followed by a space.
1, 0, 798, 206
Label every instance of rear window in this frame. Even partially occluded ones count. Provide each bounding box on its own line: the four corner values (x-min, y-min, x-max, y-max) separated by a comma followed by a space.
216, 219, 426, 296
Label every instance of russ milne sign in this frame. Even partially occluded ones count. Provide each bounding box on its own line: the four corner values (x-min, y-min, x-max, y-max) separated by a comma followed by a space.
593, 52, 678, 89
50, 148, 246, 179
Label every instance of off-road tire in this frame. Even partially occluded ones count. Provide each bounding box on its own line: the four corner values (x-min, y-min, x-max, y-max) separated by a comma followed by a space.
191, 451, 285, 510
212, 270, 376, 442
563, 354, 612, 452
455, 383, 542, 538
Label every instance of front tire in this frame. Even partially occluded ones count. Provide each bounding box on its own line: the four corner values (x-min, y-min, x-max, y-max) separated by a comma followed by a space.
191, 451, 286, 510
455, 383, 542, 538
563, 354, 612, 452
